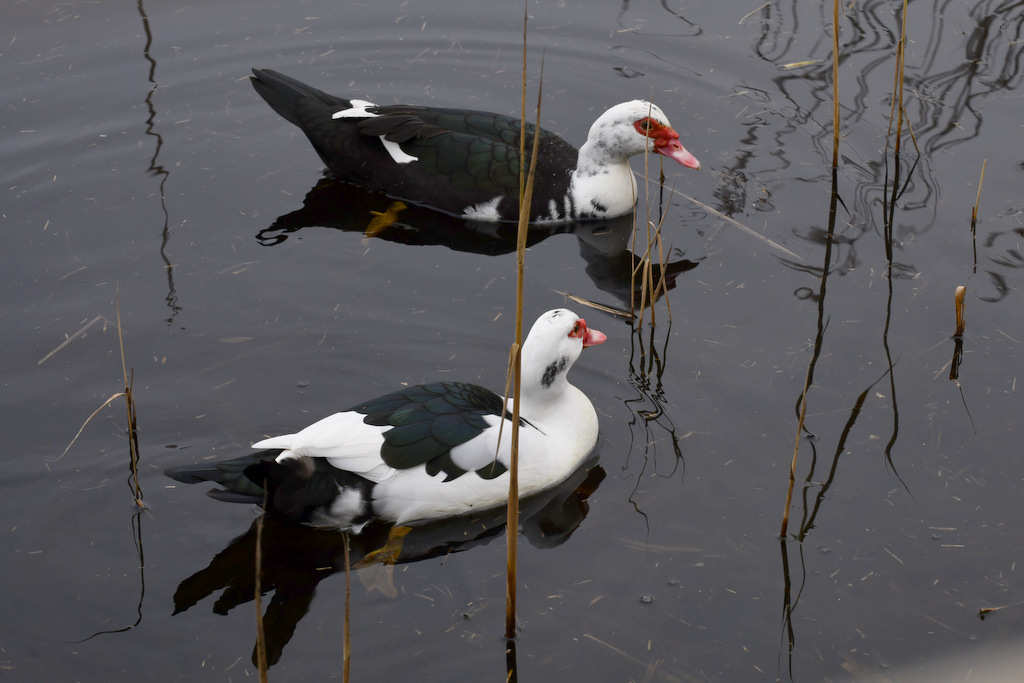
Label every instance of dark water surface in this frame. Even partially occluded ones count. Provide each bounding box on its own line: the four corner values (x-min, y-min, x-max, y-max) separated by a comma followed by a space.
4, 0, 1024, 680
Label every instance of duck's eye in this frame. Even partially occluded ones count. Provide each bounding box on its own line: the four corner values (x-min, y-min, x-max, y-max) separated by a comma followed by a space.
571, 322, 580, 336
634, 118, 659, 137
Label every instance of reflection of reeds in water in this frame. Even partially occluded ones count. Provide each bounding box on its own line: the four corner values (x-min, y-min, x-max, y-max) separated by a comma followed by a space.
776, 1, 926, 665
781, 0, 922, 537
779, 0, 845, 537
631, 213, 674, 327
343, 532, 352, 681
48, 296, 148, 642
251, 474, 351, 680
622, 325, 688, 517
254, 498, 269, 681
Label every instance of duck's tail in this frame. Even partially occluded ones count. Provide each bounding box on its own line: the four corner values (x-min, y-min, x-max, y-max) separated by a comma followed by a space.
250, 68, 348, 128
166, 453, 375, 530
165, 453, 269, 502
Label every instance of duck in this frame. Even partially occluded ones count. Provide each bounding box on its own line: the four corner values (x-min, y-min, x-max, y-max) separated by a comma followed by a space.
165, 309, 607, 532
250, 68, 700, 223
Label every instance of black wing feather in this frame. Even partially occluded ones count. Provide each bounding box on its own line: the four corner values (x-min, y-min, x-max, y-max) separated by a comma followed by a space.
251, 70, 579, 219
353, 381, 510, 479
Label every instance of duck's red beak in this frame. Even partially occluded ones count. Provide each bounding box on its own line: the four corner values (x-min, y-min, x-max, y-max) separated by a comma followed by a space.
655, 134, 701, 170
570, 318, 607, 348
582, 324, 607, 348
636, 118, 701, 170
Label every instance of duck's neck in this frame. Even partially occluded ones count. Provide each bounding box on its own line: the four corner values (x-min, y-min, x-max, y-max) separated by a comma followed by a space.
568, 142, 639, 219
517, 347, 574, 413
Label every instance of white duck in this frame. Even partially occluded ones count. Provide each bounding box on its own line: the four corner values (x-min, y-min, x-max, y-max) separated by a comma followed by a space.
166, 309, 607, 531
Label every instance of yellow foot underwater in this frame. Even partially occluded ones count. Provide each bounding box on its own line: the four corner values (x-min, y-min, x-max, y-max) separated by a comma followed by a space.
353, 525, 414, 598
354, 525, 413, 568
364, 201, 407, 238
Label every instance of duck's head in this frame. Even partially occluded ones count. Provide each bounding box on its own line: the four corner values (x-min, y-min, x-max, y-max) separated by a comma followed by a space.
521, 309, 607, 393
584, 100, 701, 170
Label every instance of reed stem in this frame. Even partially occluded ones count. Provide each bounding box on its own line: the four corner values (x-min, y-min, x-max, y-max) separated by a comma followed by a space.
954, 286, 966, 337
831, 0, 840, 167
506, 8, 544, 639
115, 292, 144, 508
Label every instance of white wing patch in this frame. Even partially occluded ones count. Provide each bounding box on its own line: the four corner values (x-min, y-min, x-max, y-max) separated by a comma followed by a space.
331, 99, 419, 164
331, 99, 378, 119
379, 138, 418, 164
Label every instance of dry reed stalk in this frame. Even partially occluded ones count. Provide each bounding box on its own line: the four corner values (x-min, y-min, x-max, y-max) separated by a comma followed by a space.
505, 7, 543, 638
630, 209, 639, 319
885, 0, 909, 155
517, 3, 527, 210
629, 101, 675, 326
636, 213, 674, 323
954, 286, 966, 337
831, 0, 840, 166
38, 314, 103, 366
896, 0, 908, 149
115, 294, 144, 508
636, 259, 651, 327
953, 161, 986, 339
664, 187, 800, 259
553, 292, 632, 318
652, 214, 673, 319
641, 140, 656, 326
55, 296, 144, 510
629, 104, 655, 322
970, 159, 986, 246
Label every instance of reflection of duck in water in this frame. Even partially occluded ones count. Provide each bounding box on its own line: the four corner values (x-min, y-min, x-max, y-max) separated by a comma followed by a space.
171, 460, 604, 667
256, 179, 702, 310
166, 309, 605, 531
251, 68, 699, 223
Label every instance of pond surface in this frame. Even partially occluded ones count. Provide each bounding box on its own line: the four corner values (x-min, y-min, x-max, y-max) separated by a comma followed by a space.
4, 0, 1024, 680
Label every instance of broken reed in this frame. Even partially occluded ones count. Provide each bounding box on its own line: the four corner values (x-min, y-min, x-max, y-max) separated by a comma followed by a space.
55, 295, 144, 509
954, 160, 986, 339
954, 286, 966, 337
